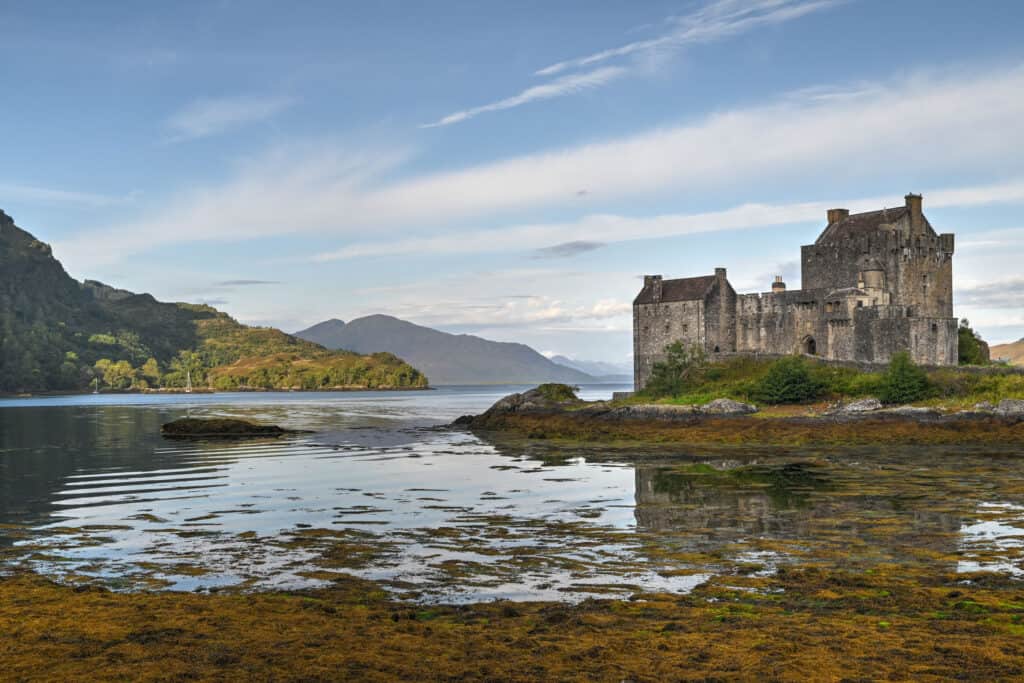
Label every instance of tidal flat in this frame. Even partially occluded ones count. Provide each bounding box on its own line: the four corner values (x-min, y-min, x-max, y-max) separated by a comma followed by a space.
2, 388, 1024, 679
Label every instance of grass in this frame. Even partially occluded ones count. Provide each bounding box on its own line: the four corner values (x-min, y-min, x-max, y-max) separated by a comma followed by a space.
635, 356, 1024, 409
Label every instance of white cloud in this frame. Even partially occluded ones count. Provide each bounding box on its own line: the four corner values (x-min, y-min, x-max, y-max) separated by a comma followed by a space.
537, 0, 838, 77
55, 64, 1024, 271
421, 66, 626, 128
314, 178, 1024, 261
166, 94, 295, 141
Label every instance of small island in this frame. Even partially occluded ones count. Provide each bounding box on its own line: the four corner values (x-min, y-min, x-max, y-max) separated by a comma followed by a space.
458, 351, 1024, 446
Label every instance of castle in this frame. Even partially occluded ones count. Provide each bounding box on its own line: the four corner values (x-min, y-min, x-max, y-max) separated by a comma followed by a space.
633, 194, 958, 391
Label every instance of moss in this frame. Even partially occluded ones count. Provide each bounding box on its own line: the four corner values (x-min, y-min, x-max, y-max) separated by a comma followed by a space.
3, 565, 1024, 681
473, 412, 1024, 446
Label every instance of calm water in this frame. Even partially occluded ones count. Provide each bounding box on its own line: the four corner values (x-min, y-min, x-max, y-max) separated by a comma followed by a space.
2, 385, 1024, 602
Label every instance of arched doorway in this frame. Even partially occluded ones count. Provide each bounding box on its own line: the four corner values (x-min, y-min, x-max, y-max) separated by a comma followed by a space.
802, 336, 817, 355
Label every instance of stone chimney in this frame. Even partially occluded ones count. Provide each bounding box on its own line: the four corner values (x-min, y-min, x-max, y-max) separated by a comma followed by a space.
827, 208, 849, 224
715, 267, 727, 281
772, 276, 786, 293
905, 193, 923, 233
644, 275, 663, 303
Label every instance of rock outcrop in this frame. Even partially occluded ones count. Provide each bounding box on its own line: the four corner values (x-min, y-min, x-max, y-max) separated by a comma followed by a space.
161, 418, 295, 438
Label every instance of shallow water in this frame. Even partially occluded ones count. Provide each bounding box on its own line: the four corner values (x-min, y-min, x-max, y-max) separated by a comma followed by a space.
2, 385, 1024, 602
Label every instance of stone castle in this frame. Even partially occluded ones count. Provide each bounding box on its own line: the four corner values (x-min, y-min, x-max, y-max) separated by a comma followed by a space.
633, 194, 958, 391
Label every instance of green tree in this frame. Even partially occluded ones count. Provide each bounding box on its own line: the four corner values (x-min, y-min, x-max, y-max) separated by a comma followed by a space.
94, 358, 135, 389
879, 352, 930, 405
751, 355, 824, 405
643, 342, 708, 398
958, 319, 989, 365
140, 357, 161, 386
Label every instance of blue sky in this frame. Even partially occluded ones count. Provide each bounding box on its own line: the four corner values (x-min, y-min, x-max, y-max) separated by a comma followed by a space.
3, 0, 1024, 363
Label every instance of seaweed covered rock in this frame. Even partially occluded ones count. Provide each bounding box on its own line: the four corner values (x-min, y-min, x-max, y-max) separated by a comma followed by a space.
483, 384, 582, 415
161, 418, 294, 438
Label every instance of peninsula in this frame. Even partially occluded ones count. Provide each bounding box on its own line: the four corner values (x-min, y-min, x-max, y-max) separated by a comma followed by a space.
0, 210, 427, 394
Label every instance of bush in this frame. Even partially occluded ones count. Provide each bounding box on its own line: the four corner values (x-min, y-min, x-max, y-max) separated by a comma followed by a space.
643, 342, 708, 398
751, 356, 824, 405
535, 383, 580, 402
879, 352, 930, 404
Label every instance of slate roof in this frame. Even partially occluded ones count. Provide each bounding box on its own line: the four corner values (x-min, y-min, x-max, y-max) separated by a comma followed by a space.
634, 274, 717, 305
815, 206, 933, 245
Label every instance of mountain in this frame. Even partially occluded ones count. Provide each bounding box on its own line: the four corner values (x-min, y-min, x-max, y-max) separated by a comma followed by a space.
295, 315, 597, 385
991, 339, 1024, 365
549, 355, 632, 381
0, 210, 426, 393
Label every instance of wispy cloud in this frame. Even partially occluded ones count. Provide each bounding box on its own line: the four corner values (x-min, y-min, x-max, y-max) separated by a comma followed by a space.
0, 182, 134, 207
55, 64, 1024, 271
422, 1, 836, 128
532, 240, 607, 259
538, 0, 838, 76
420, 66, 626, 128
166, 94, 295, 141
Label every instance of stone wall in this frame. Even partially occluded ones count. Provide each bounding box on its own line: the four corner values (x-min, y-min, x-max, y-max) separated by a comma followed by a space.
633, 299, 705, 391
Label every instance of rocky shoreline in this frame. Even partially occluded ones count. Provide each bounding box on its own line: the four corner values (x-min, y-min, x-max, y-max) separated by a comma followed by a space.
455, 386, 1024, 446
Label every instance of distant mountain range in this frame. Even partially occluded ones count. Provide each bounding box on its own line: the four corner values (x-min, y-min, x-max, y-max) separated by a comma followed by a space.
991, 339, 1024, 365
295, 315, 618, 385
548, 355, 632, 381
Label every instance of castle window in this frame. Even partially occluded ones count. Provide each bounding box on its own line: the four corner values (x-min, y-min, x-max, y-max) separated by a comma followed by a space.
682, 324, 689, 333
857, 301, 864, 308
825, 302, 833, 313
932, 323, 938, 333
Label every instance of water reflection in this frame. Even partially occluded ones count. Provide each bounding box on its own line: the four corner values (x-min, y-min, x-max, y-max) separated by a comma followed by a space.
1, 389, 1024, 602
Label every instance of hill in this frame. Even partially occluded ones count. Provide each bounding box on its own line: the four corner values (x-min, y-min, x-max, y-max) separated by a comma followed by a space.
549, 355, 632, 382
991, 339, 1024, 366
0, 210, 426, 393
295, 315, 597, 385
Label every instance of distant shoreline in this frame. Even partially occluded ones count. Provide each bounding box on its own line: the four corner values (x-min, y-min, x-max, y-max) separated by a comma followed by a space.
0, 386, 435, 399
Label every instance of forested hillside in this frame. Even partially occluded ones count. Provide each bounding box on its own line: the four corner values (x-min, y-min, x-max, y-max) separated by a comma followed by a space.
0, 210, 426, 393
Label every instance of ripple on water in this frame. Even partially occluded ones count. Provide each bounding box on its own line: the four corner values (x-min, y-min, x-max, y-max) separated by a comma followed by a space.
2, 393, 1024, 602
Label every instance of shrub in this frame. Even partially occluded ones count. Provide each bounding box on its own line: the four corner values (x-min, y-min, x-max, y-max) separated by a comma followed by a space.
643, 342, 708, 398
535, 383, 580, 402
751, 356, 824, 405
879, 352, 930, 404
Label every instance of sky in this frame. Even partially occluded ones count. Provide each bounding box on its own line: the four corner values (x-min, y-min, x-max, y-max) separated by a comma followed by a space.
2, 0, 1024, 364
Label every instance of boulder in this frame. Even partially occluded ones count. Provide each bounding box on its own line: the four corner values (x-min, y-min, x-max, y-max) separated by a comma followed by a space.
882, 406, 941, 417
995, 399, 1024, 417
973, 401, 995, 412
699, 398, 758, 415
835, 398, 883, 414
